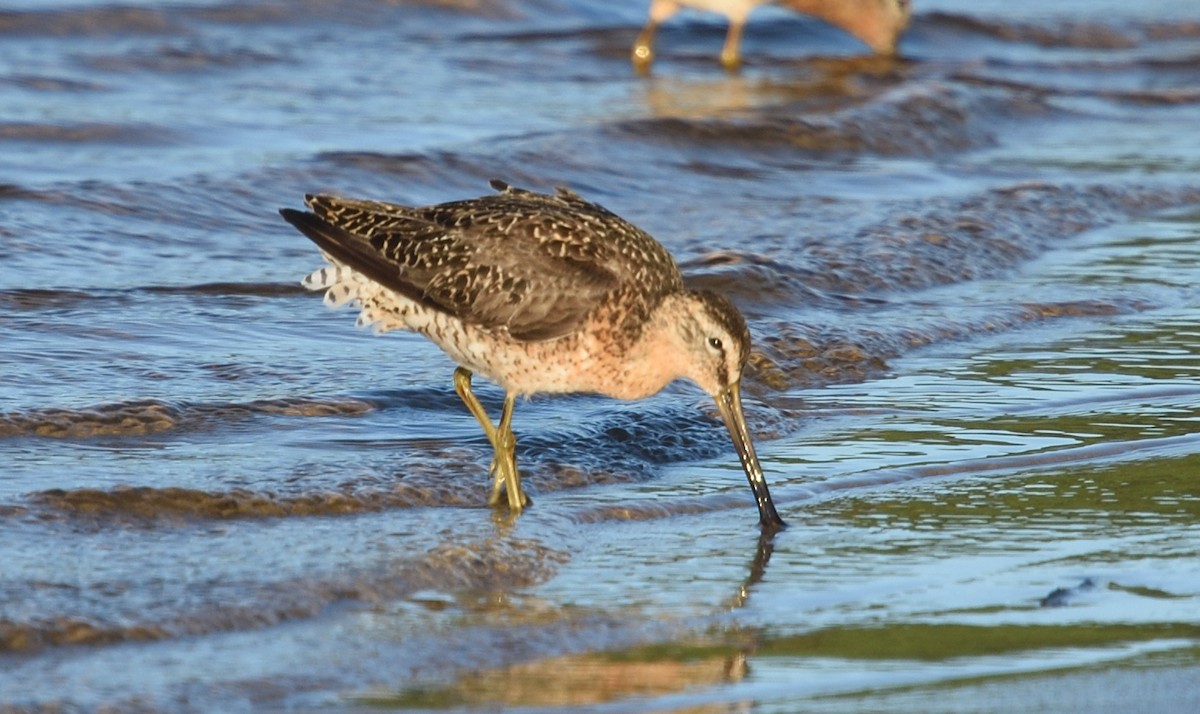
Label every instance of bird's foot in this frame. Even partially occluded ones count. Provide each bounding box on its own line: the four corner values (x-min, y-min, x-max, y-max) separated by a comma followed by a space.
631, 43, 654, 75
486, 432, 529, 512
486, 464, 530, 511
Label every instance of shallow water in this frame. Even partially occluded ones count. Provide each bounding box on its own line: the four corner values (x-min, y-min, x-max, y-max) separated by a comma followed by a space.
2, 0, 1200, 711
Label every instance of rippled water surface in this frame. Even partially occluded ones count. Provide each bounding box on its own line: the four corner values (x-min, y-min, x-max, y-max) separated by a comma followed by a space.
2, 0, 1200, 711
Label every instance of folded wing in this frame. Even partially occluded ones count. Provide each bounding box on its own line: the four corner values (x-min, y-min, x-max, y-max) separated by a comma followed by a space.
280, 184, 672, 342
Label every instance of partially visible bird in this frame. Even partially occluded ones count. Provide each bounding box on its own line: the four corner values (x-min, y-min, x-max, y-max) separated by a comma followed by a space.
280, 180, 785, 530
632, 0, 913, 72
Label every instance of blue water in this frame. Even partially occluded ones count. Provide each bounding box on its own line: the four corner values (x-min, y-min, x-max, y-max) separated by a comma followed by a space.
2, 1, 1200, 711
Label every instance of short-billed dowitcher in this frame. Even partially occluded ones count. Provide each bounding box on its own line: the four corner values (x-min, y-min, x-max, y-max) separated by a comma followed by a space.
632, 0, 912, 72
280, 180, 785, 530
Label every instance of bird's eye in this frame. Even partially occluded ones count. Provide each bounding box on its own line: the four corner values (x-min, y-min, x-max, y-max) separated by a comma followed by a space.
707, 337, 723, 351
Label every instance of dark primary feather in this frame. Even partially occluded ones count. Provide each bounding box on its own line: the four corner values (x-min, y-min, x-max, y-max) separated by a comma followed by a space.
282, 181, 684, 342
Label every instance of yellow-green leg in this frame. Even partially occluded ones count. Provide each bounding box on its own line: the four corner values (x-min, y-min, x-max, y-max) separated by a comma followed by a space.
631, 19, 659, 74
632, 0, 680, 74
453, 367, 529, 512
490, 392, 522, 509
720, 20, 746, 72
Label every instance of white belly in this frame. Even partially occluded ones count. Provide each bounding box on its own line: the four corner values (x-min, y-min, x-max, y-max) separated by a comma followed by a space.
302, 262, 607, 396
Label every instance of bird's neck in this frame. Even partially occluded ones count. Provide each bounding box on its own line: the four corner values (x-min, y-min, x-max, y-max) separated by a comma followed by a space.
602, 294, 697, 401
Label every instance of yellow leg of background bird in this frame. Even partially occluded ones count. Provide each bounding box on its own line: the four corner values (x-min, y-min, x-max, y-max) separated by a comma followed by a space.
720, 20, 745, 71
453, 367, 528, 512
632, 0, 680, 74
631, 20, 659, 74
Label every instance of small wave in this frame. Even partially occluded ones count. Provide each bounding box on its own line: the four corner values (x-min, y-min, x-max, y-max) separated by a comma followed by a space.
6, 410, 788, 526
0, 121, 177, 146
312, 149, 511, 192
681, 250, 885, 312
610, 82, 988, 156
745, 294, 1159, 393
0, 0, 521, 44
84, 41, 281, 73
0, 283, 306, 313
5, 473, 476, 526
0, 5, 175, 37
680, 183, 1195, 371
0, 74, 106, 92
568, 432, 1200, 530
0, 288, 102, 311
1144, 21, 1200, 41
786, 182, 1200, 295
955, 71, 1200, 108
0, 396, 375, 439
1, 394, 793, 528
0, 183, 144, 216
23, 483, 457, 524
140, 281, 308, 297
926, 12, 1138, 49
570, 492, 752, 526
931, 13, 1200, 49
810, 433, 1200, 497
0, 536, 567, 653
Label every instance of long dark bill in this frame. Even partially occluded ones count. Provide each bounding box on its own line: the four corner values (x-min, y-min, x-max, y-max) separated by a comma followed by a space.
714, 382, 786, 531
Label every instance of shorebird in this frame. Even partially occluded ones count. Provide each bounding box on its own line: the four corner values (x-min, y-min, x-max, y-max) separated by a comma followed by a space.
280, 180, 785, 530
632, 0, 912, 72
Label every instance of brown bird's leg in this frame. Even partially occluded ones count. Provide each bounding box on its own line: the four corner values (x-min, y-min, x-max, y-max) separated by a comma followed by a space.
453, 368, 529, 512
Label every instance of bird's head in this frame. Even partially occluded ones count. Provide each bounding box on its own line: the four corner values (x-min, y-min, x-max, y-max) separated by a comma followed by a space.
670, 289, 785, 531
671, 289, 753, 399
